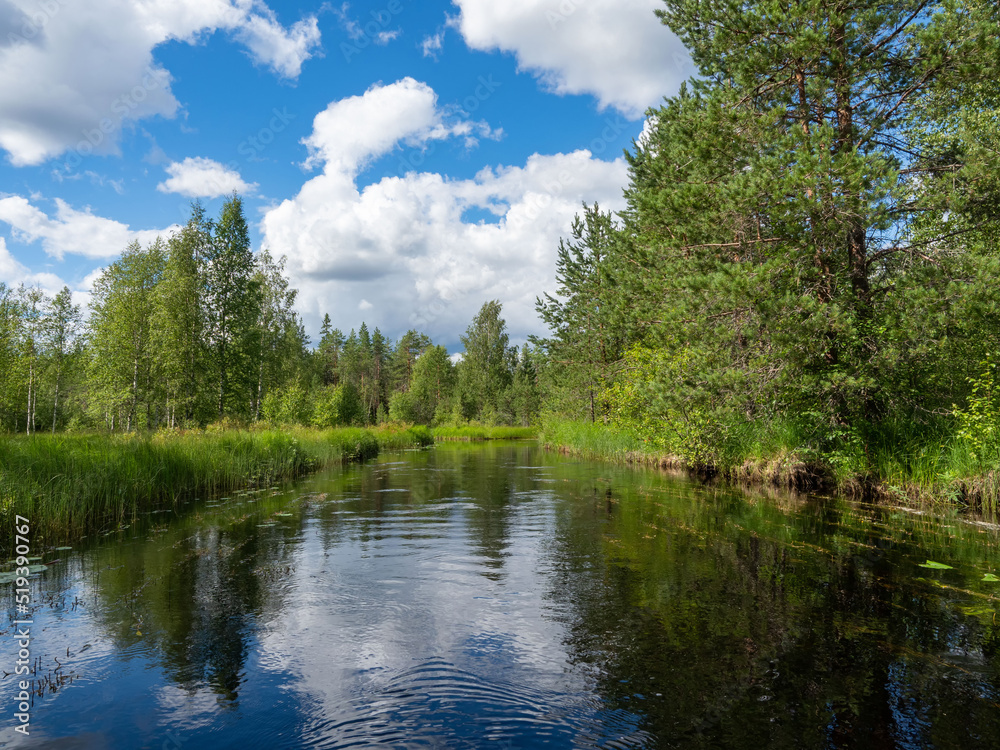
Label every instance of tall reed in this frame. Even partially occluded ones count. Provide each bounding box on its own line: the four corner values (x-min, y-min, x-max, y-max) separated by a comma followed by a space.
0, 425, 433, 554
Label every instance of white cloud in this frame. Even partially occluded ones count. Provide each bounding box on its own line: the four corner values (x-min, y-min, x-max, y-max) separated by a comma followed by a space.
421, 31, 444, 59
157, 157, 257, 198
0, 196, 178, 260
450, 0, 694, 118
262, 79, 629, 345
0, 0, 321, 166
234, 8, 321, 79
302, 78, 498, 174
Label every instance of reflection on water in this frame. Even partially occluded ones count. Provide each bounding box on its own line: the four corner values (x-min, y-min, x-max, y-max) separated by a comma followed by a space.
2, 443, 999, 748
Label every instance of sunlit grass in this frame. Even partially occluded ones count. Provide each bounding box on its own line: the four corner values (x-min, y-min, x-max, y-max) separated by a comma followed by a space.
431, 425, 537, 441
541, 416, 1000, 512
0, 425, 434, 554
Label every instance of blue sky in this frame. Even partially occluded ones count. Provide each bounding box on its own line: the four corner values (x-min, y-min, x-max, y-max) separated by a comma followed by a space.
0, 0, 694, 350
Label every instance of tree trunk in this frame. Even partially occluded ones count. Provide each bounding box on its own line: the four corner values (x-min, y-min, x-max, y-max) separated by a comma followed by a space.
51, 368, 60, 434
129, 355, 139, 432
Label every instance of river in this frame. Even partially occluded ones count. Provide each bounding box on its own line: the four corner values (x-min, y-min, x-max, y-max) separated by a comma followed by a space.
2, 441, 999, 748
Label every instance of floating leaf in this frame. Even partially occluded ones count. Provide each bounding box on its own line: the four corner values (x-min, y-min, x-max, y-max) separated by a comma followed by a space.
918, 560, 954, 570
27, 564, 47, 574
983, 573, 1000, 582
0, 572, 19, 584
55, 546, 73, 551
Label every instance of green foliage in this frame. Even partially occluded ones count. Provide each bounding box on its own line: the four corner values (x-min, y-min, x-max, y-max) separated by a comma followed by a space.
262, 381, 312, 426
431, 425, 537, 441
534, 204, 625, 421
532, 0, 1000, 503
88, 238, 165, 431
312, 383, 362, 428
457, 300, 516, 420
953, 356, 1000, 466
0, 424, 443, 553
203, 194, 261, 419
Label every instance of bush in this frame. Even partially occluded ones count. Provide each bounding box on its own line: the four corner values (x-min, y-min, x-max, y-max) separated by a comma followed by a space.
312, 383, 361, 428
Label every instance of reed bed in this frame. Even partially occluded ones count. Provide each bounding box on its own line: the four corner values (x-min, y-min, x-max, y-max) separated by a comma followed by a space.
0, 425, 434, 554
431, 425, 537, 441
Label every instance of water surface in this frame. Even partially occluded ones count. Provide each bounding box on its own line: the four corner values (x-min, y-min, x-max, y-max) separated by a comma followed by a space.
2, 442, 999, 748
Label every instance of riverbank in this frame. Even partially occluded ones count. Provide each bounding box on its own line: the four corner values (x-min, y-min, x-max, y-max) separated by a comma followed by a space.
540, 420, 1000, 514
0, 424, 542, 553
431, 426, 537, 441
0, 425, 433, 553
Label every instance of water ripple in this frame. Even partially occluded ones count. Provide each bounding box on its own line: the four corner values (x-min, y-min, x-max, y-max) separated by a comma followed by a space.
304, 657, 653, 749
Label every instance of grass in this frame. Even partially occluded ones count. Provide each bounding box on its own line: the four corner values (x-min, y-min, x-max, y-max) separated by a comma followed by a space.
539, 420, 655, 463
0, 424, 435, 554
540, 417, 1000, 512
431, 425, 537, 441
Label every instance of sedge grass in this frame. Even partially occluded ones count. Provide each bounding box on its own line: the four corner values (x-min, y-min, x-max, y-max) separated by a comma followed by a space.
541, 417, 1000, 512
0, 425, 433, 554
431, 425, 537, 441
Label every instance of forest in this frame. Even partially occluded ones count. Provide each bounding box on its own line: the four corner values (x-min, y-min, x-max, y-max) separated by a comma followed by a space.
535, 0, 1000, 507
4, 0, 1000, 508
0, 196, 540, 435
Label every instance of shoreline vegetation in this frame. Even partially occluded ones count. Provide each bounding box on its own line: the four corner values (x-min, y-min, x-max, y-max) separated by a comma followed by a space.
5, 6, 1000, 547
540, 420, 1000, 516
0, 424, 536, 554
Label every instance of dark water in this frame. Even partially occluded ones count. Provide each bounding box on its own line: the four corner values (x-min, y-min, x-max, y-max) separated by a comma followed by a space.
2, 442, 1000, 749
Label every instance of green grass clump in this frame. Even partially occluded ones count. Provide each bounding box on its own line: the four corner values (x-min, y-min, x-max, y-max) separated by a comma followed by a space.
539, 420, 651, 463
0, 424, 439, 555
541, 416, 1000, 511
369, 423, 435, 450
431, 425, 537, 441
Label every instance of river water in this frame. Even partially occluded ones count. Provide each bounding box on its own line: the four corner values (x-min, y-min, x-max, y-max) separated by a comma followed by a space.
2, 442, 999, 749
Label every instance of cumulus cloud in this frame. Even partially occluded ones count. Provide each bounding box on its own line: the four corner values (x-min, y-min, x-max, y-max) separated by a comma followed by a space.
450, 0, 694, 118
262, 79, 629, 346
302, 78, 498, 174
0, 195, 178, 260
157, 157, 257, 198
0, 0, 321, 166
234, 8, 321, 78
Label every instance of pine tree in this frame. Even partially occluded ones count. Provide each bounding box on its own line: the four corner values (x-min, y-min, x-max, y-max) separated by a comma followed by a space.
317, 321, 345, 386
535, 204, 623, 422
389, 329, 432, 393
595, 0, 1000, 440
